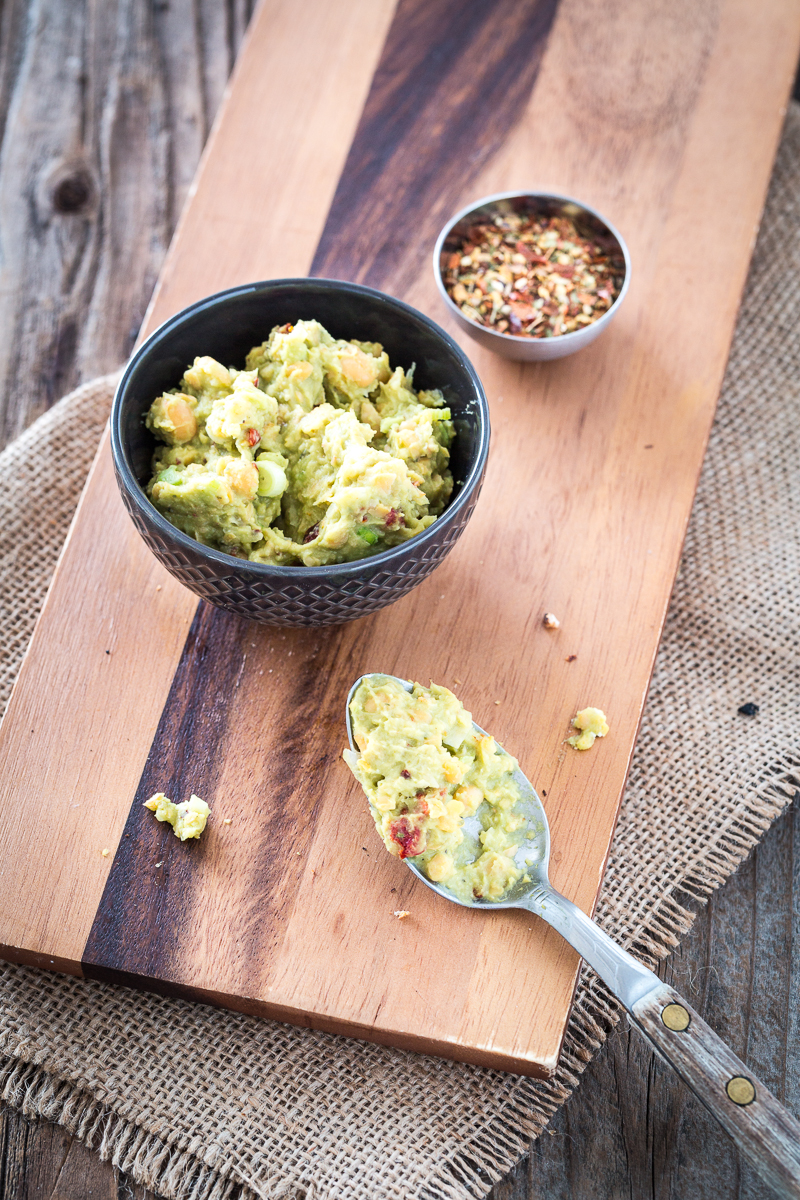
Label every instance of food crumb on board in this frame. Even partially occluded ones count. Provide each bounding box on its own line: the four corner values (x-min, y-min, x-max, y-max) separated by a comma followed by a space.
566, 654, 577, 662
393, 910, 411, 920
494, 699, 501, 705
567, 707, 609, 751
101, 848, 110, 857
223, 817, 232, 825
543, 612, 560, 630
156, 585, 162, 591
454, 678, 462, 686
143, 792, 210, 840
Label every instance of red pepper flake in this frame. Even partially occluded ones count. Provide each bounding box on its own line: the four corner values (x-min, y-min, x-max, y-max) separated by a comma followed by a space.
278, 323, 293, 334
384, 508, 405, 528
246, 427, 261, 447
443, 209, 624, 339
303, 522, 320, 544
389, 816, 424, 859
400, 768, 411, 778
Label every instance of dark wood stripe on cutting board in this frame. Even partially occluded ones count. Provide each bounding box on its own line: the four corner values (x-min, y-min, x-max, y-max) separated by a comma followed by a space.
82, 603, 246, 983
310, 0, 559, 293
83, 603, 345, 990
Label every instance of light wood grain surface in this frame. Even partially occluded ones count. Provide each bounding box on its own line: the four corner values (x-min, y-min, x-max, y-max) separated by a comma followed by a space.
1, 0, 799, 1082
0, 2, 797, 1198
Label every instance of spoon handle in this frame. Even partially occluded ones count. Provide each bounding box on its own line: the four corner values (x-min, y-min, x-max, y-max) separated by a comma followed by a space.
529, 886, 800, 1198
631, 982, 800, 1199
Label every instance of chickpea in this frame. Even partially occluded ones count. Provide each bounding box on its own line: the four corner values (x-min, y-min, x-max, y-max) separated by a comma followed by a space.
359, 399, 381, 433
454, 784, 482, 813
442, 756, 463, 784
187, 356, 231, 387
339, 347, 378, 388
223, 459, 258, 498
164, 394, 197, 442
426, 852, 453, 881
286, 361, 313, 381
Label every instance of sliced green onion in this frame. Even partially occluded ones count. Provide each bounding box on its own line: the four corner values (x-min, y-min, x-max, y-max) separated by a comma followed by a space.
256, 459, 287, 498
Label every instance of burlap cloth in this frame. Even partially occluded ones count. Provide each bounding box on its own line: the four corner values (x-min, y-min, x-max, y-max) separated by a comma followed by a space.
1, 105, 800, 1200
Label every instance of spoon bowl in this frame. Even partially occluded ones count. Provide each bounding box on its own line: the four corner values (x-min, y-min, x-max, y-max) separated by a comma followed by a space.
346, 673, 800, 1197
348, 673, 549, 908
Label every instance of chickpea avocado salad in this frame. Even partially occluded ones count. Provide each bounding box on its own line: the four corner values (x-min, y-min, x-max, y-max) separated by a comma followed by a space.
145, 320, 455, 566
344, 676, 529, 904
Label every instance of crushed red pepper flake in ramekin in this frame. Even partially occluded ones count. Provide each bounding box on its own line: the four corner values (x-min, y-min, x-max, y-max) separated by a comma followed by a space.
442, 210, 625, 339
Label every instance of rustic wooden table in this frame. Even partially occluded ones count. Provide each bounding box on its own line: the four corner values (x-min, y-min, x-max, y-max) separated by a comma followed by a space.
0, 2, 797, 1197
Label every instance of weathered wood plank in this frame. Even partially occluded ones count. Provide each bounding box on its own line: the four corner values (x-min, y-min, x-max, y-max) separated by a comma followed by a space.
0, 1105, 158, 1200
0, 0, 257, 451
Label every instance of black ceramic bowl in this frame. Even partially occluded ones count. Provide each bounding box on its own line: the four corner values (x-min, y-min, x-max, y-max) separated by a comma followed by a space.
111, 279, 490, 626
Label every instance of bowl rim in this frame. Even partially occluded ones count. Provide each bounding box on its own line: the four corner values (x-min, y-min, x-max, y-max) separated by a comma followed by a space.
111, 276, 490, 579
432, 189, 632, 347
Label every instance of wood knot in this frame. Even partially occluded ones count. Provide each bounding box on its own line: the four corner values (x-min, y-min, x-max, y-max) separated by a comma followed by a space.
51, 167, 95, 215
39, 157, 97, 222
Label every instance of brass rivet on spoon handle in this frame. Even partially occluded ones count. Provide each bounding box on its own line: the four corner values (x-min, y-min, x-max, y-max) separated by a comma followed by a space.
727, 1076, 757, 1106
661, 1002, 691, 1031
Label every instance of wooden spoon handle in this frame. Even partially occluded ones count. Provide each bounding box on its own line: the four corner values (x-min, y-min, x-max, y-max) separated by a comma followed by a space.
528, 887, 800, 1196
631, 982, 800, 1199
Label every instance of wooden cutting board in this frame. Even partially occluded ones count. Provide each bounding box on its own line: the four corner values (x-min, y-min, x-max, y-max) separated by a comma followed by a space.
1, 0, 798, 1079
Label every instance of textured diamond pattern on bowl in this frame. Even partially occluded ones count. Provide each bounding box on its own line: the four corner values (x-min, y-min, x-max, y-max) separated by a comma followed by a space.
119, 471, 482, 627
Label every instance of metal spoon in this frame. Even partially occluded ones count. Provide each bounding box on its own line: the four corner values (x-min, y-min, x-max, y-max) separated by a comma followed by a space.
346, 674, 800, 1199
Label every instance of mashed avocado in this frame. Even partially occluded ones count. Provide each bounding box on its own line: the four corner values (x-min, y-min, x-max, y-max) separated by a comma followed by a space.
143, 792, 210, 840
144, 320, 454, 566
344, 676, 526, 903
567, 707, 609, 750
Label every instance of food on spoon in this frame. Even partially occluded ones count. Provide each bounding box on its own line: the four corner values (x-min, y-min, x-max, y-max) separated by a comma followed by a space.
566, 707, 609, 750
343, 676, 526, 903
143, 792, 210, 840
145, 320, 454, 566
